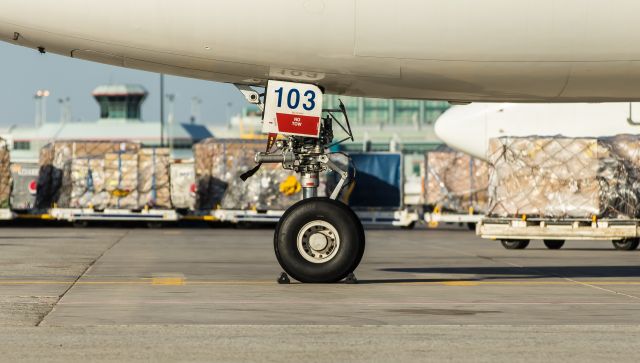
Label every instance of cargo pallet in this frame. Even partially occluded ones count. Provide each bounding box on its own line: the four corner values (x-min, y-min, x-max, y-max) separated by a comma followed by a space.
477, 217, 640, 240
211, 209, 420, 227
355, 209, 419, 228
423, 205, 483, 229
0, 209, 14, 220
424, 212, 484, 225
212, 209, 285, 224
49, 208, 180, 222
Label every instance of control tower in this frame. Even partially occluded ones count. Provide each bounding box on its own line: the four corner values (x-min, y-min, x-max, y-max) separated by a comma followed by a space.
92, 85, 148, 121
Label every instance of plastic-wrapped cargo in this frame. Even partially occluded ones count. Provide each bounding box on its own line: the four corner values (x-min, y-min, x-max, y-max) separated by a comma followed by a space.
138, 148, 171, 208
194, 138, 301, 210
170, 162, 196, 210
104, 152, 139, 209
0, 139, 11, 208
9, 163, 39, 210
69, 158, 108, 209
36, 141, 140, 208
487, 136, 640, 218
425, 151, 490, 213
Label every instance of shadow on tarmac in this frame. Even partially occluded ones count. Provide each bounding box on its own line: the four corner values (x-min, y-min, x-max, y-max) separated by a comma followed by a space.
355, 278, 483, 284
378, 266, 640, 280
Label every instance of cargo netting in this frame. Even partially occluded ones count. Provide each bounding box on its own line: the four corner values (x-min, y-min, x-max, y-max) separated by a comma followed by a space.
0, 138, 10, 208
424, 150, 490, 214
169, 162, 196, 210
9, 163, 39, 210
138, 148, 171, 209
194, 138, 302, 210
488, 135, 640, 219
37, 142, 173, 210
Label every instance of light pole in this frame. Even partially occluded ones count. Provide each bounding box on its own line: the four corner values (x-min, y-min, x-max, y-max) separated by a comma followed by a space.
190, 96, 202, 124
34, 89, 50, 127
166, 94, 175, 155
226, 102, 233, 129
58, 97, 71, 124
160, 74, 165, 147
33, 95, 40, 127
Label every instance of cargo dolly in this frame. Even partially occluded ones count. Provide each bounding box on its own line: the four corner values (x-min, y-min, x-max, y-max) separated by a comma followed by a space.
49, 208, 179, 224
424, 206, 483, 229
477, 217, 640, 251
0, 209, 14, 220
355, 209, 419, 228
211, 208, 419, 228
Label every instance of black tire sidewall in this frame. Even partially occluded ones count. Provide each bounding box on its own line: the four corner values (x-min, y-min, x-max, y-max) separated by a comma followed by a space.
543, 240, 565, 249
274, 198, 364, 283
612, 239, 640, 251
501, 240, 529, 250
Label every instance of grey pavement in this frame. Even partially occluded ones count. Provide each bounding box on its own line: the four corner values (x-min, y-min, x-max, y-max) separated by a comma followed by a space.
1, 226, 639, 362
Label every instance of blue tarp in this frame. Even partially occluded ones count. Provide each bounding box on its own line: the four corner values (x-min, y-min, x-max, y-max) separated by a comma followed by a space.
347, 153, 402, 208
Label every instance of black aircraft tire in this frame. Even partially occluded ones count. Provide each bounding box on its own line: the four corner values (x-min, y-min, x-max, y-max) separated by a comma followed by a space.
612, 239, 640, 251
500, 239, 530, 250
274, 197, 365, 283
543, 240, 565, 250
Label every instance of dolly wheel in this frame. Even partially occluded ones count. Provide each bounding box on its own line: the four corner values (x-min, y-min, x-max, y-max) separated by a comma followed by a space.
72, 221, 89, 228
147, 222, 163, 229
543, 240, 565, 250
500, 239, 530, 250
612, 239, 640, 251
274, 197, 365, 283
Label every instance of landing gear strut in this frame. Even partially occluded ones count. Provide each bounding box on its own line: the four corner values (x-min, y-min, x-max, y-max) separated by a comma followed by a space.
237, 81, 365, 283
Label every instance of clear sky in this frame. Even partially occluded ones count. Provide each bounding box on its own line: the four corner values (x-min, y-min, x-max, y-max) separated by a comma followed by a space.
0, 42, 246, 127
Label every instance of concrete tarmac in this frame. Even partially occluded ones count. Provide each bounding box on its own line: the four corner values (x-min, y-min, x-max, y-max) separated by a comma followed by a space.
1, 226, 639, 362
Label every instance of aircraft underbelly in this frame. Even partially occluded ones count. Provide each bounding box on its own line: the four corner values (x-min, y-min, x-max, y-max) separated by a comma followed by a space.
355, 0, 640, 62
3, 0, 640, 100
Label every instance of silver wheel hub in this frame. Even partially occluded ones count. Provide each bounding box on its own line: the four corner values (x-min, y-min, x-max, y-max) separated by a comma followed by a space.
297, 220, 340, 264
309, 233, 329, 251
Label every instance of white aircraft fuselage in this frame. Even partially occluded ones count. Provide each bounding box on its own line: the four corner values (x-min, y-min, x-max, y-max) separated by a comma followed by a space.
435, 102, 640, 160
3, 0, 640, 102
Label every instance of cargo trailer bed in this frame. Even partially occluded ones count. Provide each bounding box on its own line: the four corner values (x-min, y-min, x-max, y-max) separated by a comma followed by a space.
49, 208, 179, 222
211, 209, 419, 227
0, 209, 14, 220
477, 218, 640, 241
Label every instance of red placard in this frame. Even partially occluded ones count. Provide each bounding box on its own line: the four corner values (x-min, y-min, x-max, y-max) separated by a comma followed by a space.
276, 113, 320, 137
28, 180, 37, 195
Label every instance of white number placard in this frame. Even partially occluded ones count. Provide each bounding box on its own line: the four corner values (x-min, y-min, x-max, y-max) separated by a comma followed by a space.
262, 80, 323, 138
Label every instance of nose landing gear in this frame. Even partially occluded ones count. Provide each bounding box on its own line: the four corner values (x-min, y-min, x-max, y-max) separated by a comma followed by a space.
237, 81, 364, 283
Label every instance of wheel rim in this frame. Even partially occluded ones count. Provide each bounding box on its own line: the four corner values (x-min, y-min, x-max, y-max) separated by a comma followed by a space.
613, 239, 636, 249
296, 220, 341, 264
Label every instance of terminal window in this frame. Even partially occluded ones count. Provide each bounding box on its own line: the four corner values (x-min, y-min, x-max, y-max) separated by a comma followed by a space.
13, 141, 30, 150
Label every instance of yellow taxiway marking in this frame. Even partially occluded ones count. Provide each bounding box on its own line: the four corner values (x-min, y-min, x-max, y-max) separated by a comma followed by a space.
441, 281, 482, 286
151, 277, 186, 286
1, 280, 640, 287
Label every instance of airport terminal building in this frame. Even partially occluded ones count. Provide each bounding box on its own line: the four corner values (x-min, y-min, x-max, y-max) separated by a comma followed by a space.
216, 95, 450, 153
1, 85, 212, 162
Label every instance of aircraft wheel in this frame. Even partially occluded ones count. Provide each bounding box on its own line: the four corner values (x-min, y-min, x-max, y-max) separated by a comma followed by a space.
147, 221, 164, 229
500, 239, 530, 250
612, 238, 640, 251
274, 197, 365, 283
72, 221, 89, 228
543, 240, 565, 250
401, 221, 416, 230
